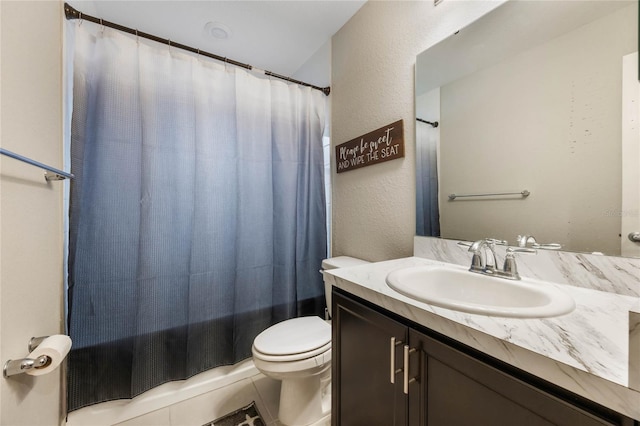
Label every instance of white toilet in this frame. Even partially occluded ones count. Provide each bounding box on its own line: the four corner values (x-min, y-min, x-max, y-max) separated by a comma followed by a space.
251, 256, 369, 426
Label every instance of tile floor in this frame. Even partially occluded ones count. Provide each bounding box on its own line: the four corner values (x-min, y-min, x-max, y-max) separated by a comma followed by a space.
114, 372, 330, 426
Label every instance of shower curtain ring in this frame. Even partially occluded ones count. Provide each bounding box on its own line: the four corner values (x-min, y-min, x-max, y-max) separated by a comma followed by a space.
135, 29, 139, 43
100, 18, 105, 32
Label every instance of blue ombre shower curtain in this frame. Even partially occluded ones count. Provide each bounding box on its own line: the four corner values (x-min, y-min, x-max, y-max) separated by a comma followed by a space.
416, 120, 440, 237
66, 22, 327, 411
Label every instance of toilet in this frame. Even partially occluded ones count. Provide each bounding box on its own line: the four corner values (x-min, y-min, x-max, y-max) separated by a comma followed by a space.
251, 256, 369, 426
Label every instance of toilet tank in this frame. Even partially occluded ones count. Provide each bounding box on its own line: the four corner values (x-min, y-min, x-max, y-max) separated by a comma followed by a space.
321, 256, 370, 318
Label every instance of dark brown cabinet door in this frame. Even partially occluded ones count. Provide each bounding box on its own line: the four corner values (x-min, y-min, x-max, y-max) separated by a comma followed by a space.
332, 290, 408, 426
408, 328, 625, 426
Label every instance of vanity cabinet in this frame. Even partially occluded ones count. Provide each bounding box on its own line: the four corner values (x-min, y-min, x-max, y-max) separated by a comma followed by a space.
331, 288, 408, 425
332, 288, 636, 426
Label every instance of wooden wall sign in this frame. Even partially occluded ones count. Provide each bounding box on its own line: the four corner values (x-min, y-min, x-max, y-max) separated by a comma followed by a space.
335, 119, 404, 173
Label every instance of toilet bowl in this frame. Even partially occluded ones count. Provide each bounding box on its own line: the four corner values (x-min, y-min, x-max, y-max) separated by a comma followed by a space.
251, 256, 369, 426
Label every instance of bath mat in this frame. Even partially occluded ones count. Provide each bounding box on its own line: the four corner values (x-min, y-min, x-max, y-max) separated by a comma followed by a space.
204, 401, 266, 426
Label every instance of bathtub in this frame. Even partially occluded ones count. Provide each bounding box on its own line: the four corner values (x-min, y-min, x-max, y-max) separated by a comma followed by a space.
66, 358, 259, 426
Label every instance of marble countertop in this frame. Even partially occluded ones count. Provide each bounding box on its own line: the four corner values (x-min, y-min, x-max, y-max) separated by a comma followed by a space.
324, 256, 640, 420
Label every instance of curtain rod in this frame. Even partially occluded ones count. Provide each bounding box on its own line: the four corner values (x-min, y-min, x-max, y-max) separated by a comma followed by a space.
63, 3, 331, 96
416, 118, 439, 128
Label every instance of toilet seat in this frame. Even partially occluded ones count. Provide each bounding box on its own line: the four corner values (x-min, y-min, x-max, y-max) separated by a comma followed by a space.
253, 341, 331, 362
253, 316, 331, 363
252, 345, 332, 376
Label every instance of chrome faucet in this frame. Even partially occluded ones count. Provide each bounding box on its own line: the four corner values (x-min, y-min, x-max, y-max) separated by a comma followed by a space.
517, 234, 562, 250
517, 235, 538, 247
464, 238, 536, 280
467, 239, 500, 274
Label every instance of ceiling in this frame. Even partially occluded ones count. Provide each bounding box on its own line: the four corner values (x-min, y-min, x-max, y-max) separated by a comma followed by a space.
66, 1, 366, 84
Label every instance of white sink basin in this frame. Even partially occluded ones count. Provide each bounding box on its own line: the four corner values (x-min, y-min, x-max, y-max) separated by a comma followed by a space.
385, 265, 575, 318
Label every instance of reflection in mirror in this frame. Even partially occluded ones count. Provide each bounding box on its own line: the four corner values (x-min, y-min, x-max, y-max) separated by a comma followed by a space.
415, 0, 639, 258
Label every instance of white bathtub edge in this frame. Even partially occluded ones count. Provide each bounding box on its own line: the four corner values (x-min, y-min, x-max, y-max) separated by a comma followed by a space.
66, 358, 259, 426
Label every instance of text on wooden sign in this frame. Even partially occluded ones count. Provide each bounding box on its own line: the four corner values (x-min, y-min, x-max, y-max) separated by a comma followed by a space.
335, 119, 404, 173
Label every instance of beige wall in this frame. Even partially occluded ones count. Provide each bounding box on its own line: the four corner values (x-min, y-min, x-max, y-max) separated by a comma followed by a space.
0, 1, 65, 424
331, 0, 503, 261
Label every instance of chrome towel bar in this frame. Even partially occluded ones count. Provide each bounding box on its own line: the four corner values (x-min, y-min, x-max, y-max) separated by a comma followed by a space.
0, 148, 74, 181
448, 190, 530, 201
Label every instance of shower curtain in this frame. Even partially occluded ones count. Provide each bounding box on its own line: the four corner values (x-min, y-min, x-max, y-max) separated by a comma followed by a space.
416, 121, 440, 236
66, 23, 327, 411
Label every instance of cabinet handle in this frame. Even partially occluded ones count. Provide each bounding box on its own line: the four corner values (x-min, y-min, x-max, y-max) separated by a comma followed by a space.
390, 337, 402, 384
403, 345, 417, 395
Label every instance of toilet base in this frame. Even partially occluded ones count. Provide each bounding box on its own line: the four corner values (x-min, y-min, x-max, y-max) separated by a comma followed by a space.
278, 371, 331, 426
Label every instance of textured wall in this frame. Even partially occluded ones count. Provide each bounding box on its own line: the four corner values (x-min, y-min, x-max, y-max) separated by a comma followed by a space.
331, 0, 503, 261
0, 1, 65, 424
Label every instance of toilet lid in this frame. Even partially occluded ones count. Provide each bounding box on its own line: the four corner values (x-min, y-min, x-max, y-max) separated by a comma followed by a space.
253, 316, 331, 356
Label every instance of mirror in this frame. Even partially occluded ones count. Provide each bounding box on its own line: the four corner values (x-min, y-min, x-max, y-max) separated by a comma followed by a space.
415, 0, 639, 257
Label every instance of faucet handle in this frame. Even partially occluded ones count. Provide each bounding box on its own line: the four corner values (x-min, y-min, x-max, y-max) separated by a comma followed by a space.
485, 238, 508, 246
507, 247, 537, 255
457, 238, 507, 248
531, 242, 562, 250
457, 240, 486, 272
501, 247, 536, 280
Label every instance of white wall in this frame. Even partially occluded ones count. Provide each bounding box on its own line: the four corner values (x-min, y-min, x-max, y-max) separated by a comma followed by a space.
331, 0, 504, 261
438, 4, 636, 255
293, 39, 331, 89
0, 1, 65, 424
